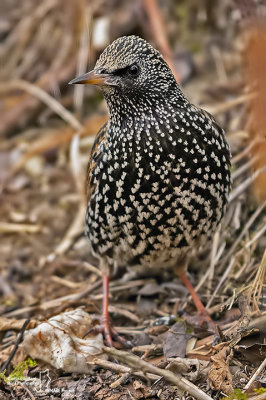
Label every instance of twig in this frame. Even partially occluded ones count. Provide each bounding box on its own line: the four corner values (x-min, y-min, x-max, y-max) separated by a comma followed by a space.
21, 384, 36, 400
3, 280, 101, 318
73, 6, 90, 118
247, 393, 266, 400
231, 156, 257, 181
231, 137, 260, 165
219, 201, 266, 273
111, 373, 131, 388
206, 257, 235, 310
0, 80, 83, 132
203, 92, 255, 116
142, 0, 180, 82
91, 279, 155, 300
229, 167, 266, 202
101, 346, 214, 400
0, 222, 41, 234
249, 250, 266, 311
81, 262, 102, 277
108, 305, 140, 323
245, 221, 266, 248
90, 358, 159, 384
207, 230, 220, 292
0, 319, 30, 372
244, 357, 266, 390
70, 133, 85, 199
47, 203, 86, 260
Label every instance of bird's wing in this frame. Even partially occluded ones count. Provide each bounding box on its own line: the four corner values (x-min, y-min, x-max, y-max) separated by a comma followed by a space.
86, 121, 108, 201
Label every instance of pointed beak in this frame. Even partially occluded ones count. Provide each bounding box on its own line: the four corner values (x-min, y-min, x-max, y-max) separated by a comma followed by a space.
68, 70, 110, 86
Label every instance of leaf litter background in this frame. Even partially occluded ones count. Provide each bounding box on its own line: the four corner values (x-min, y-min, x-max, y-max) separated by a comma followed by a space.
0, 0, 266, 399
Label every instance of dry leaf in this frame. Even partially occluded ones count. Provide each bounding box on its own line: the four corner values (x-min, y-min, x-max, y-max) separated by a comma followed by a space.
0, 317, 36, 332
167, 357, 210, 383
22, 309, 107, 373
163, 321, 193, 359
208, 345, 233, 394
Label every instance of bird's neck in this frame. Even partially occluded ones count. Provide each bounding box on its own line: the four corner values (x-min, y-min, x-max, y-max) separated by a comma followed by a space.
104, 86, 189, 127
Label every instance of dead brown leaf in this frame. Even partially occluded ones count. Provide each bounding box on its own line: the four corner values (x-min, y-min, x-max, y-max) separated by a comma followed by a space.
163, 321, 193, 358
208, 344, 233, 394
0, 317, 36, 332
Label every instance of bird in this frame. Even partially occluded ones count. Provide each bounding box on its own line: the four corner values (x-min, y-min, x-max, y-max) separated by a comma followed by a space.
69, 35, 231, 346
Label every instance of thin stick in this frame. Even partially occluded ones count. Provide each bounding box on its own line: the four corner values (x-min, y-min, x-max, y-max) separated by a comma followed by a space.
73, 7, 90, 117
207, 230, 220, 292
231, 156, 257, 181
3, 280, 101, 318
244, 357, 266, 390
231, 137, 259, 165
142, 0, 180, 83
0, 222, 41, 234
219, 201, 266, 272
90, 358, 159, 383
0, 319, 30, 372
229, 167, 266, 202
21, 384, 36, 400
206, 257, 235, 310
0, 80, 83, 132
101, 346, 214, 400
245, 221, 266, 248
204, 92, 255, 116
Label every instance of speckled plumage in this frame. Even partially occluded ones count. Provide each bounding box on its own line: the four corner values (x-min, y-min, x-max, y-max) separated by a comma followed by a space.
85, 36, 231, 273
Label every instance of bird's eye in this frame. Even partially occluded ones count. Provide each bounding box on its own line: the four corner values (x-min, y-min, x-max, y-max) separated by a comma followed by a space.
98, 68, 107, 74
128, 64, 139, 76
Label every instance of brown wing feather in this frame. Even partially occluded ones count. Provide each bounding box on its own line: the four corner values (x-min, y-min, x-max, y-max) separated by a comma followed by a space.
86, 122, 108, 201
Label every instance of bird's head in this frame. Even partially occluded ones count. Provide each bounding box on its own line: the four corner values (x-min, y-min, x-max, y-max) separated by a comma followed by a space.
69, 36, 177, 101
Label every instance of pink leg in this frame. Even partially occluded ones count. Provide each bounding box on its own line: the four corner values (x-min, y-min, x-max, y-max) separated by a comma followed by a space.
178, 271, 218, 332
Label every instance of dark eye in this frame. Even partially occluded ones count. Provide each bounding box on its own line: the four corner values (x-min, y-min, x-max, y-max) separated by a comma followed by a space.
128, 64, 139, 76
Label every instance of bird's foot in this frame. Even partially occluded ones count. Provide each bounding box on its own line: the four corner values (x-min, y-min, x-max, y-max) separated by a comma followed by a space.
177, 272, 218, 334
94, 315, 132, 348
183, 309, 219, 337
193, 310, 216, 329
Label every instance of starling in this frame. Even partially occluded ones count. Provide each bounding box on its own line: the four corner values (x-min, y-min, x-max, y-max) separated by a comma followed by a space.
69, 36, 231, 346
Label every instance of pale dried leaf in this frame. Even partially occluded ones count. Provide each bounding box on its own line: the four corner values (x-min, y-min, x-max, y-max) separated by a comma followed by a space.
22, 309, 107, 373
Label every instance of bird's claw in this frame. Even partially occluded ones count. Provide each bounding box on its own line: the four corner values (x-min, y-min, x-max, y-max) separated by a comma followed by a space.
92, 316, 133, 348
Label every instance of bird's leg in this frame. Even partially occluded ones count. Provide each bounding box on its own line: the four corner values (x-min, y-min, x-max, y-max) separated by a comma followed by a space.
178, 272, 211, 321
101, 275, 113, 347
100, 274, 132, 347
175, 268, 217, 332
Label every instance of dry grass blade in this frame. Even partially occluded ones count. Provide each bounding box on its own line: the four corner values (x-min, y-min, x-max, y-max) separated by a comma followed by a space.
142, 0, 180, 82
206, 257, 235, 309
248, 250, 266, 311
204, 93, 255, 116
11, 115, 107, 173
73, 6, 91, 117
229, 167, 266, 202
70, 133, 85, 199
0, 222, 41, 233
219, 201, 266, 272
244, 357, 266, 390
0, 80, 82, 132
47, 203, 86, 260
4, 280, 101, 319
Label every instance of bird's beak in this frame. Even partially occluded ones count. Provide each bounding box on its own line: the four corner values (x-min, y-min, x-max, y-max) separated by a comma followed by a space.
68, 70, 110, 86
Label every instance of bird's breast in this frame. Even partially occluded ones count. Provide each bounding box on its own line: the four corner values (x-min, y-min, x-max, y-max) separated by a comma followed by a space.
85, 106, 231, 266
